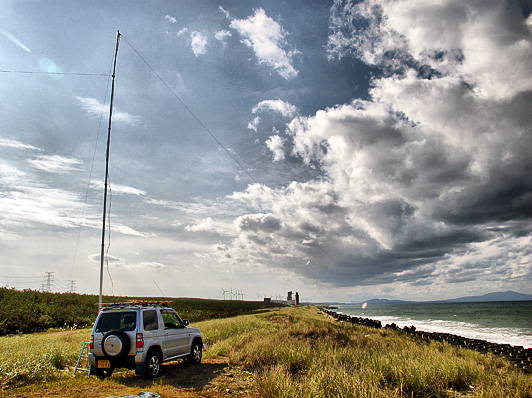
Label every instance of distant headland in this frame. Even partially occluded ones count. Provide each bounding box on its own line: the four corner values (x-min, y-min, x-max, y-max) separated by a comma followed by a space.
356, 290, 532, 305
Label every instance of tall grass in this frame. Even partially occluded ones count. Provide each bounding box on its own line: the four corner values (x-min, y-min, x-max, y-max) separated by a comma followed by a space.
1, 306, 531, 397
203, 307, 532, 397
0, 329, 89, 388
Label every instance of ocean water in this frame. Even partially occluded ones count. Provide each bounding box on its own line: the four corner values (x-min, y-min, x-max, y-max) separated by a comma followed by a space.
333, 301, 532, 348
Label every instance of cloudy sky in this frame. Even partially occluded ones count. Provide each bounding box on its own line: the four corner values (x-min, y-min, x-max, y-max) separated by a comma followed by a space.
1, 0, 531, 302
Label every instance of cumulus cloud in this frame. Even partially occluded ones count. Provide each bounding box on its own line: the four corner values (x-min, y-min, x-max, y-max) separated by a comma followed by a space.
247, 116, 261, 132
252, 99, 299, 117
185, 216, 236, 236
236, 213, 282, 233
230, 8, 299, 79
0, 164, 25, 184
165, 15, 177, 24
89, 253, 122, 265
215, 29, 232, 45
216, 0, 532, 288
219, 6, 231, 19
265, 135, 286, 162
190, 31, 208, 56
327, 0, 532, 100
185, 217, 214, 232
76, 96, 141, 125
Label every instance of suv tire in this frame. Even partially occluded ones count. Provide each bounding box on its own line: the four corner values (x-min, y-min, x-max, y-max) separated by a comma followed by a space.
188, 341, 202, 364
144, 350, 162, 379
102, 330, 131, 359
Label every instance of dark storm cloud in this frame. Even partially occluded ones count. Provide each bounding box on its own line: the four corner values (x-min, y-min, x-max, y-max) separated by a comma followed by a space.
217, 0, 532, 291
237, 213, 282, 233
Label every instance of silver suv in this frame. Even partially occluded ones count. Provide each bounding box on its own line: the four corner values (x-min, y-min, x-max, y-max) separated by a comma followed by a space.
88, 301, 203, 379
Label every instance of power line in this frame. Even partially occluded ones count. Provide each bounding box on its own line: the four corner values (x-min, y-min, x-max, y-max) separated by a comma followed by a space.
0, 274, 43, 290
0, 70, 110, 76
119, 34, 337, 266
120, 34, 259, 186
0, 275, 43, 280
53, 276, 70, 289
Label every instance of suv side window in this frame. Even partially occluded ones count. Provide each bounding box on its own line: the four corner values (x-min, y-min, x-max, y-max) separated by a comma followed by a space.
143, 310, 159, 331
161, 310, 183, 329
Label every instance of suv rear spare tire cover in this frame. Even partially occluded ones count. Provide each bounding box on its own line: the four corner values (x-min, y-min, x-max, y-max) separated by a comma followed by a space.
102, 330, 131, 359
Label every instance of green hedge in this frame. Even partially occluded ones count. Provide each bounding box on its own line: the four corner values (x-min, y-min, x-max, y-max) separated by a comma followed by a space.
0, 288, 283, 335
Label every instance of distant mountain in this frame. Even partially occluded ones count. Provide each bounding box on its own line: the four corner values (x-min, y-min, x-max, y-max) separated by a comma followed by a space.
359, 291, 532, 305
437, 290, 532, 303
365, 298, 418, 305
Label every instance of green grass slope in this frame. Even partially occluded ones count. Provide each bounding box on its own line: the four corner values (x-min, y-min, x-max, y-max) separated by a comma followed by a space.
1, 306, 531, 397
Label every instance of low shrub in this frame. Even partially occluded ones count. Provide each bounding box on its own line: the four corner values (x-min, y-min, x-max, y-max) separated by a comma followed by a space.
0, 288, 283, 336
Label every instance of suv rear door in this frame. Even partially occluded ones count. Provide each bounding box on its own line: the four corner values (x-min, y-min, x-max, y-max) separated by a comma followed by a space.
94, 310, 138, 356
142, 309, 161, 351
160, 309, 190, 358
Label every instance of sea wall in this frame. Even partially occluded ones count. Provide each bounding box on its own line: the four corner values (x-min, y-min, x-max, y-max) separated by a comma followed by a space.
318, 307, 532, 374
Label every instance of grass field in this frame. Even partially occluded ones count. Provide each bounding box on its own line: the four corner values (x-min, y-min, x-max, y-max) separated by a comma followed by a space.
1, 306, 531, 397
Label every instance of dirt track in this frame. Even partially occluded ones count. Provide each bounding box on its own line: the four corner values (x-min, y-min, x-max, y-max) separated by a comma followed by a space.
1, 357, 259, 398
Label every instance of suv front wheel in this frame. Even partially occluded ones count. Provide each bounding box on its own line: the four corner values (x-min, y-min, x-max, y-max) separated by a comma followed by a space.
188, 341, 202, 364
144, 350, 162, 379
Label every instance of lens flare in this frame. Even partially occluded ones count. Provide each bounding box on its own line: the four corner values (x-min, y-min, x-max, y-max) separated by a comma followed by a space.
362, 302, 368, 309
38, 58, 63, 79
1, 29, 31, 53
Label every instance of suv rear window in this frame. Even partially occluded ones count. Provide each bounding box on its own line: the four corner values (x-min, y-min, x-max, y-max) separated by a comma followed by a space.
96, 311, 137, 332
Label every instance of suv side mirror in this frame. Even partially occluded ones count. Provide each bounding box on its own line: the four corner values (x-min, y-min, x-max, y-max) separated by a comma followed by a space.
183, 319, 189, 326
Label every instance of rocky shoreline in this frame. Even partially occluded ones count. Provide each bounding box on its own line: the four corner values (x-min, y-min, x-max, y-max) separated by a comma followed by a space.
318, 307, 532, 374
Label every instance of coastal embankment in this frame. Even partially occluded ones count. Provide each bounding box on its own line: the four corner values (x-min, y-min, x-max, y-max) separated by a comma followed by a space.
2, 306, 532, 397
319, 306, 532, 374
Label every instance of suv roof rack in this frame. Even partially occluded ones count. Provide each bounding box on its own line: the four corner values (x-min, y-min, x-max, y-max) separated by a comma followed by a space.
99, 300, 170, 309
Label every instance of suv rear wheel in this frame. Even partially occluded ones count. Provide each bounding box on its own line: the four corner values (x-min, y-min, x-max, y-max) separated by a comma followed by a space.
144, 350, 162, 379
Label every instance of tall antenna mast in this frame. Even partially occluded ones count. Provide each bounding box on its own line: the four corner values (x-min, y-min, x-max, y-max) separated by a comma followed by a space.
99, 30, 121, 309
